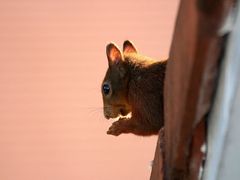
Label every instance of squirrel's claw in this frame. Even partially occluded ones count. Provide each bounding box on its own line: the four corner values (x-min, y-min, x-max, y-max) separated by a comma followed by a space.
107, 120, 126, 136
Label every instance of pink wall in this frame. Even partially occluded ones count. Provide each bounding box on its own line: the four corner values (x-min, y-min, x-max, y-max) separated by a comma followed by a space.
0, 0, 178, 180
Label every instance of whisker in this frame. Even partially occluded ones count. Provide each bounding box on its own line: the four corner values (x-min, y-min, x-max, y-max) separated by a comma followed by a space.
83, 106, 107, 122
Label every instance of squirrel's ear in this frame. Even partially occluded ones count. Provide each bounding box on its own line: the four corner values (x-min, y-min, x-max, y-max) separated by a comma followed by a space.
123, 40, 137, 54
106, 43, 123, 66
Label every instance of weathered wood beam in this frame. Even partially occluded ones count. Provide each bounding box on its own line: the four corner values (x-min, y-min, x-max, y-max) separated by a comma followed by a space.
150, 0, 234, 179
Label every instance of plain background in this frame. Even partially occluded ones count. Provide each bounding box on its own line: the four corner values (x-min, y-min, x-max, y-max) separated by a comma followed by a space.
0, 0, 178, 180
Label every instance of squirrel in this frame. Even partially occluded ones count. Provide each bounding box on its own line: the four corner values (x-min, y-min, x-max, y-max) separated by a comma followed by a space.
101, 40, 167, 136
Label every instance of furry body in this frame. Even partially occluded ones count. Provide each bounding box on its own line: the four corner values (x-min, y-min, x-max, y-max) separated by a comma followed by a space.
102, 41, 167, 136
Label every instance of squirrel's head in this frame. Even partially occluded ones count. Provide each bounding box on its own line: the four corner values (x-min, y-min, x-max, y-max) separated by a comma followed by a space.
101, 40, 137, 119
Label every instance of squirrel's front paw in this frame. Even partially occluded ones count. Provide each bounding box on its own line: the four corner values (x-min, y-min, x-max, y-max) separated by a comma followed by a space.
107, 119, 127, 136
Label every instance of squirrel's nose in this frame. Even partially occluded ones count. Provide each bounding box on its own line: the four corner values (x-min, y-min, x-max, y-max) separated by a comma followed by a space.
120, 108, 127, 116
104, 113, 111, 119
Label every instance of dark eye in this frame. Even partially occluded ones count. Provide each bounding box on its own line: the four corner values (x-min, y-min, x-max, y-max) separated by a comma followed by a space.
102, 83, 110, 95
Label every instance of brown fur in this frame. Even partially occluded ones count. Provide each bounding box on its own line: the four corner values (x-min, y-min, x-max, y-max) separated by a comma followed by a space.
102, 40, 167, 136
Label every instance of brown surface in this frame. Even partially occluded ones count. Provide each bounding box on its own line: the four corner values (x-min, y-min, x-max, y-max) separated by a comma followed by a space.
188, 119, 205, 180
150, 128, 165, 180
150, 0, 233, 179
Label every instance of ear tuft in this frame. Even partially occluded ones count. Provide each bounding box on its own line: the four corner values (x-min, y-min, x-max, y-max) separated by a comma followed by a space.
106, 43, 123, 66
123, 40, 137, 54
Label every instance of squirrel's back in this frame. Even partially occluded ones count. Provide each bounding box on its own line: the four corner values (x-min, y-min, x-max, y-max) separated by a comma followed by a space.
126, 53, 167, 129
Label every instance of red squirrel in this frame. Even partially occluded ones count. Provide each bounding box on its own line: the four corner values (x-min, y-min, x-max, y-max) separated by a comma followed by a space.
101, 40, 167, 136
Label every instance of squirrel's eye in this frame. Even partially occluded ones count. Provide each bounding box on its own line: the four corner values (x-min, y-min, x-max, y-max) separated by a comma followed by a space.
102, 83, 110, 95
